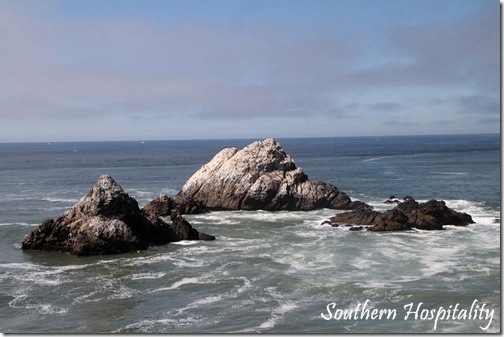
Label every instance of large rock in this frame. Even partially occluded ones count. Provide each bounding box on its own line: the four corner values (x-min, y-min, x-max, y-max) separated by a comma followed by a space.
175, 138, 369, 212
22, 174, 214, 256
330, 198, 474, 231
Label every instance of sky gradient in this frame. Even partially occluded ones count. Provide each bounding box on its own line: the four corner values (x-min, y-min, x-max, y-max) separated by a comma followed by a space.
0, 0, 500, 142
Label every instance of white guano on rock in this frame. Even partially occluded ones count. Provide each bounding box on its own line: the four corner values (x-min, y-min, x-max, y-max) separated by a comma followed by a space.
176, 138, 369, 212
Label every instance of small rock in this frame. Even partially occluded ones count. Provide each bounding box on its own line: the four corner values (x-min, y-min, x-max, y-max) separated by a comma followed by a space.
142, 194, 176, 217
331, 197, 474, 232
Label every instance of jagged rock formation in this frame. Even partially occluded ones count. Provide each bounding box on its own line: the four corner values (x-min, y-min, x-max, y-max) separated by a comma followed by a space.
330, 198, 474, 231
22, 174, 214, 256
175, 138, 369, 212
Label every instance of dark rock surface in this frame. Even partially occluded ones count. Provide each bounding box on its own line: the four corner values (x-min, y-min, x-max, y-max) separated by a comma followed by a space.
22, 175, 214, 256
175, 138, 370, 213
384, 196, 401, 204
330, 198, 474, 231
142, 194, 177, 217
170, 210, 215, 241
173, 197, 209, 215
142, 194, 209, 216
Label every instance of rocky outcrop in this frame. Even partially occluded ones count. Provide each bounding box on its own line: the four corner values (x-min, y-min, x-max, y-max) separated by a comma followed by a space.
170, 210, 215, 240
142, 194, 177, 218
142, 194, 209, 216
175, 138, 369, 212
141, 195, 215, 240
330, 198, 474, 231
175, 197, 210, 215
22, 175, 214, 256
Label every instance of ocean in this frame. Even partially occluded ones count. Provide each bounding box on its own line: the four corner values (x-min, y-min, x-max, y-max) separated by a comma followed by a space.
0, 134, 500, 333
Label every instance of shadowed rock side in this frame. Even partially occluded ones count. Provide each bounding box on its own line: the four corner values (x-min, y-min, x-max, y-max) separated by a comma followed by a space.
330, 198, 474, 231
142, 194, 209, 216
141, 195, 214, 240
142, 194, 177, 217
175, 138, 369, 212
22, 175, 214, 256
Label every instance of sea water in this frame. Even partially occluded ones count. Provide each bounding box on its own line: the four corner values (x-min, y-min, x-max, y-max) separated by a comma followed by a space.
0, 134, 500, 333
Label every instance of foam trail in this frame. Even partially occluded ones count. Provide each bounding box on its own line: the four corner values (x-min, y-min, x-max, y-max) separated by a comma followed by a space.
171, 241, 199, 246
257, 302, 298, 331
131, 272, 166, 280
362, 156, 392, 162
0, 222, 39, 227
148, 277, 203, 293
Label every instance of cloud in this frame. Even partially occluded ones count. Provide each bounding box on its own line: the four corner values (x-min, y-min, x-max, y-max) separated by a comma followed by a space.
0, 1, 499, 141
0, 6, 360, 121
382, 120, 415, 127
339, 9, 499, 91
368, 102, 404, 112
477, 118, 500, 125
454, 95, 500, 115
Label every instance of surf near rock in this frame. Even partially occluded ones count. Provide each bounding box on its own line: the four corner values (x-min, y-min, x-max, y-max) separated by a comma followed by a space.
175, 138, 370, 212
330, 197, 474, 231
21, 174, 214, 256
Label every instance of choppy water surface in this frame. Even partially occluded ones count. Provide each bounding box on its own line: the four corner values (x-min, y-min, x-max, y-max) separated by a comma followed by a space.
0, 134, 500, 333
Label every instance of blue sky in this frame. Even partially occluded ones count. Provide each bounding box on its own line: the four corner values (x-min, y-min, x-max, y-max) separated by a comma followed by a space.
0, 0, 499, 142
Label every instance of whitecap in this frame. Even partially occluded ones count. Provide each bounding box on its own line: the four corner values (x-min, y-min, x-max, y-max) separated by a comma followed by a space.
190, 209, 335, 226
30, 303, 68, 315
41, 197, 78, 203
119, 253, 176, 267
8, 293, 28, 308
416, 246, 461, 277
171, 240, 199, 246
172, 258, 206, 268
176, 276, 253, 316
362, 156, 393, 163
256, 302, 298, 331
117, 315, 201, 333
9, 292, 68, 315
131, 272, 166, 280
439, 199, 495, 215
431, 171, 468, 176
351, 257, 383, 270
190, 294, 224, 306
236, 276, 252, 293
73, 277, 140, 303
0, 222, 39, 227
107, 285, 141, 300
148, 277, 204, 293
0, 262, 39, 270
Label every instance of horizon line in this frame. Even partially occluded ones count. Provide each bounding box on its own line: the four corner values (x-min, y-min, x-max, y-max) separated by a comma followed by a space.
0, 132, 499, 144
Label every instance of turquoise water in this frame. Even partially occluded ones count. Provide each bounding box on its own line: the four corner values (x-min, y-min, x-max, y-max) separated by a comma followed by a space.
0, 134, 500, 333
